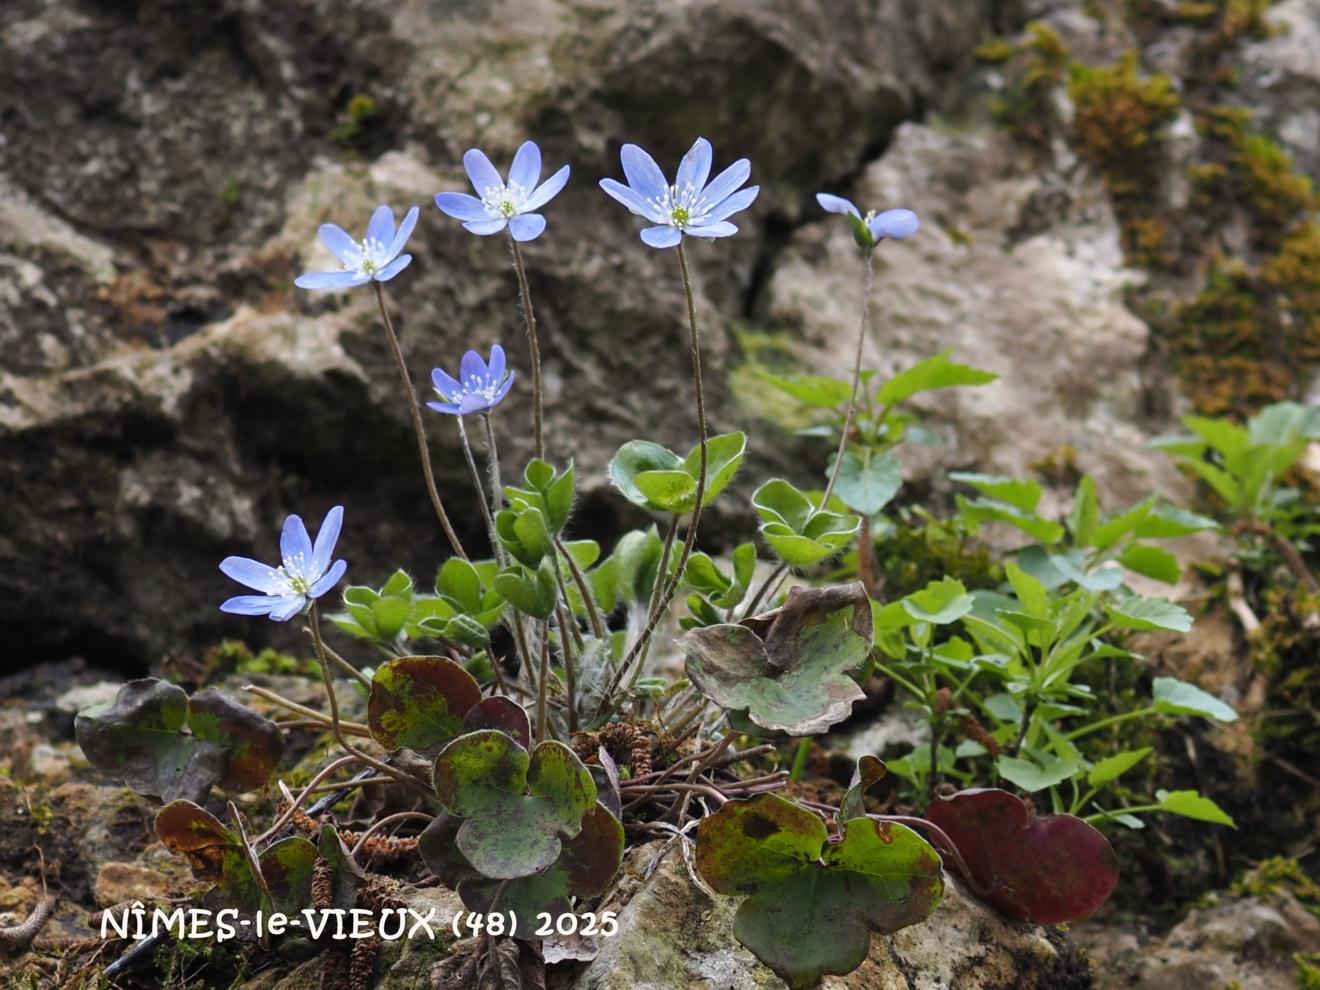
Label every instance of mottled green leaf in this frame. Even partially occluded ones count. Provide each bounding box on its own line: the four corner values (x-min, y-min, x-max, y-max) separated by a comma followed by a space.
433, 731, 596, 879
682, 584, 872, 735
367, 656, 483, 755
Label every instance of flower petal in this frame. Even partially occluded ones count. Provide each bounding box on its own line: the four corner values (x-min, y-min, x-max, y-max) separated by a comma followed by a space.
492, 371, 515, 404
366, 205, 395, 248
427, 400, 463, 415
464, 148, 504, 195
868, 208, 921, 241
386, 206, 419, 260
318, 224, 359, 264
310, 505, 344, 579
269, 595, 308, 622
620, 144, 670, 204
676, 137, 713, 196
816, 193, 861, 219
463, 218, 508, 236
374, 254, 412, 282
640, 225, 683, 248
522, 164, 570, 212
219, 556, 286, 593
600, 178, 665, 222
702, 185, 759, 224
696, 158, 751, 213
685, 221, 738, 238
432, 366, 463, 399
508, 141, 542, 194
221, 594, 279, 617
459, 393, 493, 414
281, 513, 314, 575
435, 192, 490, 222
295, 270, 367, 290
459, 349, 487, 383
508, 213, 546, 241
487, 344, 507, 383
309, 559, 348, 599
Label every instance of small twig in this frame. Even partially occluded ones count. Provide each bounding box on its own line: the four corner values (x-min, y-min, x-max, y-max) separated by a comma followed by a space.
349, 812, 434, 857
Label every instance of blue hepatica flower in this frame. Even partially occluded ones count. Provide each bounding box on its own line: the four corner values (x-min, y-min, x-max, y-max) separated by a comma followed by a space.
428, 345, 515, 416
294, 205, 419, 290
816, 194, 920, 251
220, 506, 347, 621
435, 141, 570, 242
600, 137, 759, 248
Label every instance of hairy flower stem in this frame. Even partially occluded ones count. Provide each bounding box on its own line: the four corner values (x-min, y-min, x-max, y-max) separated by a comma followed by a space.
508, 237, 545, 460
255, 754, 361, 846
307, 605, 431, 798
244, 685, 371, 737
742, 562, 788, 619
554, 599, 581, 733
535, 630, 552, 744
556, 535, 608, 641
822, 251, 875, 504
456, 415, 498, 553
373, 282, 467, 559
607, 244, 709, 702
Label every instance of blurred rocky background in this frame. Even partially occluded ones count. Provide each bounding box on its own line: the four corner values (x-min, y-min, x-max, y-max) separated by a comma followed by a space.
1, 0, 1316, 678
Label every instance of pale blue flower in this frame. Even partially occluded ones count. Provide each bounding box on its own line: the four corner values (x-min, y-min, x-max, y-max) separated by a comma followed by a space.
816, 194, 919, 251
295, 206, 418, 290
428, 345, 515, 416
220, 506, 347, 621
435, 141, 570, 242
599, 137, 759, 248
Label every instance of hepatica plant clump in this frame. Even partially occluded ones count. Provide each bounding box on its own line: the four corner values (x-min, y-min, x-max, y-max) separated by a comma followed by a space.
76, 137, 1243, 989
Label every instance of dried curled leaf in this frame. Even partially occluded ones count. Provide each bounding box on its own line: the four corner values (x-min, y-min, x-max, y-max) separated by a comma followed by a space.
681, 584, 873, 735
925, 788, 1118, 924
696, 793, 942, 989
76, 678, 283, 803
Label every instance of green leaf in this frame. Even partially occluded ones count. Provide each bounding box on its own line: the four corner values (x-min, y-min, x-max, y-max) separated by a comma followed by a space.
1086, 748, 1152, 787
1005, 561, 1050, 618
957, 496, 1065, 545
611, 433, 746, 513
367, 657, 483, 755
831, 449, 902, 516
754, 480, 860, 568
1070, 475, 1099, 547
1152, 677, 1238, 722
996, 753, 1082, 792
1131, 505, 1219, 539
900, 577, 973, 625
1154, 789, 1236, 827
1118, 543, 1181, 583
1105, 596, 1193, 632
877, 349, 998, 406
949, 472, 1042, 513
696, 793, 942, 990
837, 756, 887, 826
493, 562, 557, 619
259, 836, 319, 915
433, 731, 597, 879
682, 584, 873, 735
436, 559, 484, 614
370, 595, 412, 641
757, 372, 853, 409
613, 527, 663, 605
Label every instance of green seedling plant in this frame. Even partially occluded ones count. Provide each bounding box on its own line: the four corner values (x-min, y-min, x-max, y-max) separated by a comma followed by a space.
71, 138, 1246, 990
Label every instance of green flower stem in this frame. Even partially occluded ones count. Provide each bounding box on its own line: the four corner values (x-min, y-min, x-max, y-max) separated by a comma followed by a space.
1083, 804, 1160, 824
373, 283, 467, 560
307, 605, 432, 798
508, 236, 545, 460
821, 250, 875, 505
455, 414, 498, 554
555, 535, 608, 642
1064, 706, 1158, 741
789, 737, 812, 783
243, 685, 371, 737
480, 412, 504, 521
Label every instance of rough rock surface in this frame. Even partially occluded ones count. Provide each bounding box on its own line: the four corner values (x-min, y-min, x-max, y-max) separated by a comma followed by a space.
0, 0, 992, 670
572, 842, 1091, 990
1081, 885, 1320, 990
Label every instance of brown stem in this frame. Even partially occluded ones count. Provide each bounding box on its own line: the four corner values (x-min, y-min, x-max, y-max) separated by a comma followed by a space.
556, 535, 608, 642
372, 282, 467, 559
1234, 519, 1319, 592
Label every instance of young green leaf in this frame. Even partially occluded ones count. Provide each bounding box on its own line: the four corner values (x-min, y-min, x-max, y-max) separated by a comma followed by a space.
1154, 789, 1236, 827
1086, 748, 1152, 787
876, 349, 998, 406
1105, 596, 1193, 633
1152, 677, 1238, 722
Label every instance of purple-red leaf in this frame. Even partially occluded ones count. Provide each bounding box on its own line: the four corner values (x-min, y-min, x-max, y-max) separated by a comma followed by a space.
462, 696, 532, 750
925, 788, 1118, 924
